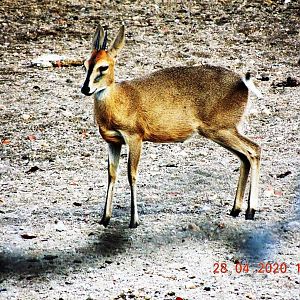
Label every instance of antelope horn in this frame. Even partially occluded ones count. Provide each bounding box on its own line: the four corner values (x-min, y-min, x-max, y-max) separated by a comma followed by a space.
101, 30, 108, 50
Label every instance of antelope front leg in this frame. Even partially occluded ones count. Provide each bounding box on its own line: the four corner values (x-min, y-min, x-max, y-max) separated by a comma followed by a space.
126, 136, 142, 228
100, 143, 122, 227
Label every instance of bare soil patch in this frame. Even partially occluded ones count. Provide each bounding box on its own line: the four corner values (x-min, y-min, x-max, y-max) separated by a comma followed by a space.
0, 1, 299, 299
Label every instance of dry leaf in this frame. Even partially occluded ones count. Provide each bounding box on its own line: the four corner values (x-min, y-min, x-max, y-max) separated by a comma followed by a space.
274, 190, 283, 197
1, 139, 10, 145
28, 135, 36, 141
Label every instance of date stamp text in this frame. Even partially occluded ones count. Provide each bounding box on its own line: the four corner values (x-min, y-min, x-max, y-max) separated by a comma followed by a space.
213, 262, 300, 274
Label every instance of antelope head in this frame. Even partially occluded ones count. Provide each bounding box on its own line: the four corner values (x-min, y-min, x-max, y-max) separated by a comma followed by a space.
81, 24, 125, 97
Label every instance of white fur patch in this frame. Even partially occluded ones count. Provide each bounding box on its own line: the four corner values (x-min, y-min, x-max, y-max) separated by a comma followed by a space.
242, 76, 263, 99
95, 87, 108, 101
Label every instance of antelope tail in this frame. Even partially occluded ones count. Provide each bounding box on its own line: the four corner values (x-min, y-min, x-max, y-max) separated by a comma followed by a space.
242, 72, 263, 99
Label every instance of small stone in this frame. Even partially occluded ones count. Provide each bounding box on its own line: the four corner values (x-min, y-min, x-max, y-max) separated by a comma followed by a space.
166, 291, 176, 296
262, 107, 271, 115
44, 254, 58, 260
199, 149, 208, 156
62, 110, 73, 118
81, 152, 91, 157
286, 76, 300, 87
188, 223, 200, 232
204, 286, 211, 291
25, 166, 41, 174
21, 233, 37, 239
39, 140, 49, 148
55, 220, 66, 232
22, 114, 31, 120
105, 260, 113, 264
245, 292, 255, 299
217, 222, 225, 229
259, 73, 270, 81
201, 205, 211, 212
185, 282, 196, 289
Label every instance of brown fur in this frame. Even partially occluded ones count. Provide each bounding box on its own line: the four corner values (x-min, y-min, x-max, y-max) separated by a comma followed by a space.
94, 66, 248, 143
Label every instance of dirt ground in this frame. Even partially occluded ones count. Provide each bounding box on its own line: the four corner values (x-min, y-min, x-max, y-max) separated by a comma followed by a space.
0, 0, 299, 299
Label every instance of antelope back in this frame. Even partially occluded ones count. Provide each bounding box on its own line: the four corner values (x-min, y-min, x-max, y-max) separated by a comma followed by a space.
118, 66, 248, 133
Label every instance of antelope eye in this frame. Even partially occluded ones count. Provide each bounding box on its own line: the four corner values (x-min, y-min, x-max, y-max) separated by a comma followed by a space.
94, 74, 102, 82
98, 66, 109, 73
94, 65, 109, 82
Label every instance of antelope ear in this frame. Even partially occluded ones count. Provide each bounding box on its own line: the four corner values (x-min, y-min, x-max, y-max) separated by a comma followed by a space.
92, 24, 105, 51
109, 25, 125, 58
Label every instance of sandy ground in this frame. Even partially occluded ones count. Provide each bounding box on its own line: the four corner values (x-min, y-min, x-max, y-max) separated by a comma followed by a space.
0, 0, 299, 299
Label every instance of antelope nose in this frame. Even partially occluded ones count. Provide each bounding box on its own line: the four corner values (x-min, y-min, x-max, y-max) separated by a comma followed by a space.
81, 85, 90, 96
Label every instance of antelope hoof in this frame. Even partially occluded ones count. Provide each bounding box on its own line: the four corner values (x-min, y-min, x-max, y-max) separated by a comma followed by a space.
100, 216, 111, 227
129, 220, 139, 229
230, 208, 241, 217
245, 208, 256, 220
